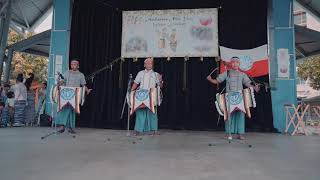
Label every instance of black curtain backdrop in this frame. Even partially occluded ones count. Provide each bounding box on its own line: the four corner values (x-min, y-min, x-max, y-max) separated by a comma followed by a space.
69, 0, 274, 131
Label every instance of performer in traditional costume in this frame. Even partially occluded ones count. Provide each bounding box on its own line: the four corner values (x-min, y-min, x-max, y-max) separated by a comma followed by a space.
56, 59, 91, 134
131, 58, 163, 136
207, 57, 259, 140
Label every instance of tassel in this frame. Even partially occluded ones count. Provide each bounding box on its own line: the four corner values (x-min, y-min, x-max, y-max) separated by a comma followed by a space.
119, 59, 123, 89
183, 56, 188, 91
216, 57, 220, 89
133, 57, 138, 62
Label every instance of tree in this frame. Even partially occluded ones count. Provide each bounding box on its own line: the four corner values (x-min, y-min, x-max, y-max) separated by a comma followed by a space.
7, 29, 48, 83
297, 55, 320, 90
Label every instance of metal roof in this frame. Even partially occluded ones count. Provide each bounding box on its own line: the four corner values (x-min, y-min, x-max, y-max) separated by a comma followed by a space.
296, 0, 320, 20
295, 25, 320, 60
7, 29, 50, 57
0, 0, 52, 33
3, 0, 319, 59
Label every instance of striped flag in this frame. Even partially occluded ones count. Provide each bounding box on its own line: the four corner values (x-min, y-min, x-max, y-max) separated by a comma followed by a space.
220, 44, 269, 77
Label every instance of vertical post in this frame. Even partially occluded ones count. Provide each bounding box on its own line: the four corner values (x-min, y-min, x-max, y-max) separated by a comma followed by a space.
45, 0, 72, 115
0, 0, 11, 79
268, 0, 297, 132
4, 48, 13, 82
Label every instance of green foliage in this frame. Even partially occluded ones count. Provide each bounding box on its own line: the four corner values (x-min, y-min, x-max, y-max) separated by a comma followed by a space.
297, 55, 320, 90
7, 29, 48, 82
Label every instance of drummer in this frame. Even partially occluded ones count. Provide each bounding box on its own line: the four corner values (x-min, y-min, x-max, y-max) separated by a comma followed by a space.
131, 58, 163, 136
207, 57, 259, 140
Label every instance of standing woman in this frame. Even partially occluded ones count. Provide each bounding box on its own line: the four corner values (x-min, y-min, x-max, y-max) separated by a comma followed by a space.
24, 73, 36, 126
12, 74, 27, 127
35, 82, 47, 125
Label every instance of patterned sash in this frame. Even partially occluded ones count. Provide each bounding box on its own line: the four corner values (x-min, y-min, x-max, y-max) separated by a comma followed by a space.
51, 86, 86, 114
130, 88, 158, 115
215, 87, 256, 121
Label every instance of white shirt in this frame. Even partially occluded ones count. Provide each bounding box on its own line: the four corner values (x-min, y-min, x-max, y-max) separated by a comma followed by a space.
6, 98, 15, 107
134, 69, 160, 89
11, 82, 27, 101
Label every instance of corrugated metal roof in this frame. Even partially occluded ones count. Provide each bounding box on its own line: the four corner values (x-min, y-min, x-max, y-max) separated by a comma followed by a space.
7, 29, 50, 57
0, 0, 52, 33
295, 25, 320, 59
296, 0, 320, 19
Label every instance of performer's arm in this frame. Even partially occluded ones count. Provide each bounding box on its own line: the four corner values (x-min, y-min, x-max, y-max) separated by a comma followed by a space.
207, 71, 227, 85
206, 76, 220, 85
157, 73, 164, 88
84, 86, 92, 95
131, 83, 139, 91
243, 73, 260, 92
132, 72, 142, 90
80, 73, 92, 95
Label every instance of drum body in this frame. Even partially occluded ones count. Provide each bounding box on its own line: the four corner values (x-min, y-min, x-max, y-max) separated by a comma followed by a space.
129, 88, 160, 115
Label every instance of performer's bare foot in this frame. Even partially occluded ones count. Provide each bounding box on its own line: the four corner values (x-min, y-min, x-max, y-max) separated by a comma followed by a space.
68, 128, 76, 134
238, 135, 245, 140
57, 126, 65, 133
224, 134, 232, 139
133, 132, 139, 136
149, 131, 160, 136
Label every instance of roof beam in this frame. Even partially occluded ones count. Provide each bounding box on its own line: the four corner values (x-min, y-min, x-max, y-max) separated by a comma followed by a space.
30, 4, 53, 31
295, 25, 320, 40
295, 46, 307, 58
296, 40, 316, 45
23, 49, 49, 57
9, 23, 25, 35
0, 0, 8, 16
10, 19, 28, 30
7, 29, 51, 51
296, 0, 320, 20
17, 1, 30, 29
296, 53, 320, 61
308, 49, 320, 56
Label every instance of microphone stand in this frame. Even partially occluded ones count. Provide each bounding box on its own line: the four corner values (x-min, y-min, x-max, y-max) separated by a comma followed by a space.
41, 74, 65, 139
120, 74, 133, 136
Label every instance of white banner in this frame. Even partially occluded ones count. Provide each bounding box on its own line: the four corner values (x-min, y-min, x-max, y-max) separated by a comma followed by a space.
121, 8, 219, 58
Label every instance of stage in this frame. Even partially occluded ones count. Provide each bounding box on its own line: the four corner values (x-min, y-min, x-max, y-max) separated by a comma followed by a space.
0, 128, 319, 180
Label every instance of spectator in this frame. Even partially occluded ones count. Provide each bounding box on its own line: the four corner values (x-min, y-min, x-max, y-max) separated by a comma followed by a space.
12, 74, 27, 127
0, 101, 5, 127
36, 82, 47, 125
3, 91, 15, 127
24, 73, 36, 126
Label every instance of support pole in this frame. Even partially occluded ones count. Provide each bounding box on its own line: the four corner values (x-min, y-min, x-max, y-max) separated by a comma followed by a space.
0, 0, 12, 79
4, 48, 13, 83
45, 0, 72, 115
268, 0, 297, 132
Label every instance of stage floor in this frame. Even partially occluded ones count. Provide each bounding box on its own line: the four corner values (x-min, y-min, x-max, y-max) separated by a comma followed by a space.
0, 127, 319, 180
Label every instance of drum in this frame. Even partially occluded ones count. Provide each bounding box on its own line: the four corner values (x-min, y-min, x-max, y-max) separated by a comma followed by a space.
129, 88, 160, 115
215, 87, 256, 120
50, 86, 86, 114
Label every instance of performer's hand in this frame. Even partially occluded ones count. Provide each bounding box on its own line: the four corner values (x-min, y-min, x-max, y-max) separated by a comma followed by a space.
59, 80, 63, 86
86, 89, 92, 95
254, 84, 260, 92
206, 75, 213, 81
158, 74, 164, 88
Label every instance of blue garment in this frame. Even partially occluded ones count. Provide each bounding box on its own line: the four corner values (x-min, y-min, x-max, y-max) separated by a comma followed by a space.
25, 91, 36, 124
0, 95, 7, 103
225, 111, 245, 134
14, 100, 26, 124
55, 105, 76, 128
134, 108, 158, 133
